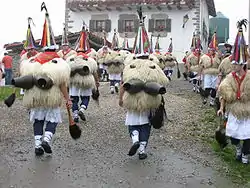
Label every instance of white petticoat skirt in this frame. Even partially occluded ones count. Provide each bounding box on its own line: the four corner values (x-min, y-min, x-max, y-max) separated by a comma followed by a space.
109, 73, 121, 80
226, 112, 250, 140
69, 86, 92, 96
29, 107, 62, 123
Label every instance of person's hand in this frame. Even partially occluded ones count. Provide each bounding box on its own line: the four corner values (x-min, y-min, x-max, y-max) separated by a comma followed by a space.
217, 109, 224, 116
215, 84, 219, 91
66, 99, 72, 108
119, 99, 123, 107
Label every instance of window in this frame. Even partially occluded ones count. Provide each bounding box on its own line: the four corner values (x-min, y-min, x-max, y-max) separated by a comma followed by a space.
155, 19, 166, 32
124, 20, 134, 33
148, 18, 172, 33
96, 20, 105, 32
89, 19, 111, 33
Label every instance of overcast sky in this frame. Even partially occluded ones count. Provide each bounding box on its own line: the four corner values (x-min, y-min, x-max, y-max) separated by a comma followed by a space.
0, 0, 248, 50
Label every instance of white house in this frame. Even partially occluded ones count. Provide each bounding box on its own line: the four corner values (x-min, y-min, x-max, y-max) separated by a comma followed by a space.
65, 0, 216, 62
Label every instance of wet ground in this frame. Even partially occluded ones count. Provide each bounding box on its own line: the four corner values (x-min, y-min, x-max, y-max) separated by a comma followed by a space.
0, 78, 237, 188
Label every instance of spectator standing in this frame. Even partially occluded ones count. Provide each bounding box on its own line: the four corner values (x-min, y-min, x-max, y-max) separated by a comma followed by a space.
1, 52, 13, 85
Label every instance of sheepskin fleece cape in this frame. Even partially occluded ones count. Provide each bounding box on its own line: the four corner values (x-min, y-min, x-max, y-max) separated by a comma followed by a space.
57, 49, 77, 60
86, 48, 98, 60
153, 53, 165, 69
218, 56, 233, 76
164, 54, 176, 68
218, 71, 250, 119
200, 53, 221, 75
123, 57, 169, 112
104, 51, 125, 74
187, 52, 201, 72
66, 54, 97, 89
96, 47, 112, 64
20, 57, 70, 109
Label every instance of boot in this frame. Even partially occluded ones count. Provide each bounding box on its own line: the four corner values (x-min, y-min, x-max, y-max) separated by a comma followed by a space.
115, 83, 119, 93
138, 141, 148, 160
235, 144, 242, 161
41, 131, 53, 154
78, 105, 86, 121
242, 154, 249, 164
128, 130, 140, 156
34, 135, 44, 156
73, 110, 79, 123
110, 86, 115, 94
210, 97, 215, 106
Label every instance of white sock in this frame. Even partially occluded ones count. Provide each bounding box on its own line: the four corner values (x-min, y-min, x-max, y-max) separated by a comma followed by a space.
34, 135, 42, 148
115, 83, 119, 87
110, 86, 114, 91
80, 105, 86, 112
44, 131, 53, 143
210, 97, 215, 105
139, 141, 147, 154
73, 110, 78, 118
131, 130, 139, 144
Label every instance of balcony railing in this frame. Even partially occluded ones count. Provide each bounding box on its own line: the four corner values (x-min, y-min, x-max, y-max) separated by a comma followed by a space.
67, 0, 193, 7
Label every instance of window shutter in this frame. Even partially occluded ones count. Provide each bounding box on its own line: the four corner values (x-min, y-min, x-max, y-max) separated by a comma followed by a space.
89, 20, 96, 32
105, 19, 111, 32
148, 19, 155, 32
165, 19, 171, 32
134, 19, 140, 33
118, 19, 124, 33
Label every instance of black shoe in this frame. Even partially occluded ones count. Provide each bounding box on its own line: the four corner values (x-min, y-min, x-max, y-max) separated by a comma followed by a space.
203, 99, 207, 104
78, 110, 86, 121
74, 117, 79, 123
41, 141, 52, 154
35, 147, 44, 156
115, 86, 119, 93
139, 153, 148, 160
128, 141, 140, 156
167, 76, 171, 81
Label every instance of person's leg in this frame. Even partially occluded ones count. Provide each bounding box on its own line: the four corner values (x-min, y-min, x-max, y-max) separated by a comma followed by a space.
138, 124, 151, 160
241, 139, 250, 164
42, 121, 58, 154
78, 96, 90, 121
71, 96, 80, 122
230, 137, 242, 161
4, 69, 10, 85
33, 119, 45, 156
110, 79, 115, 94
128, 126, 140, 156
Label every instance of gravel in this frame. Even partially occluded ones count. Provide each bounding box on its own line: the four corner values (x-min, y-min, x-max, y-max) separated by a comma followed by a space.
0, 77, 238, 188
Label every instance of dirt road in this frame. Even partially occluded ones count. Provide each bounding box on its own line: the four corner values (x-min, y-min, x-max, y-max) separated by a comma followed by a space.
0, 79, 236, 188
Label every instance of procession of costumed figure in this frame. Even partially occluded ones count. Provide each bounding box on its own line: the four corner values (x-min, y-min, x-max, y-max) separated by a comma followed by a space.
97, 32, 111, 81
104, 29, 125, 94
66, 23, 99, 123
217, 19, 250, 164
163, 38, 176, 81
152, 35, 166, 70
119, 7, 169, 160
19, 17, 40, 95
199, 31, 221, 106
186, 34, 203, 93
20, 17, 39, 62
13, 3, 72, 156
57, 26, 77, 60
74, 22, 98, 61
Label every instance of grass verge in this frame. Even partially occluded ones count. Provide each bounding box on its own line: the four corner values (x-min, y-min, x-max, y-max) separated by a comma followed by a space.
0, 86, 21, 101
201, 108, 250, 185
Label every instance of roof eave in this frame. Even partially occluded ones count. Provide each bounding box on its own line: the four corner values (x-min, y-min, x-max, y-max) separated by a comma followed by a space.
206, 0, 216, 17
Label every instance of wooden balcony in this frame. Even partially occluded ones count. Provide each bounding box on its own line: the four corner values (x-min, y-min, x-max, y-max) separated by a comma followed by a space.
67, 0, 196, 12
